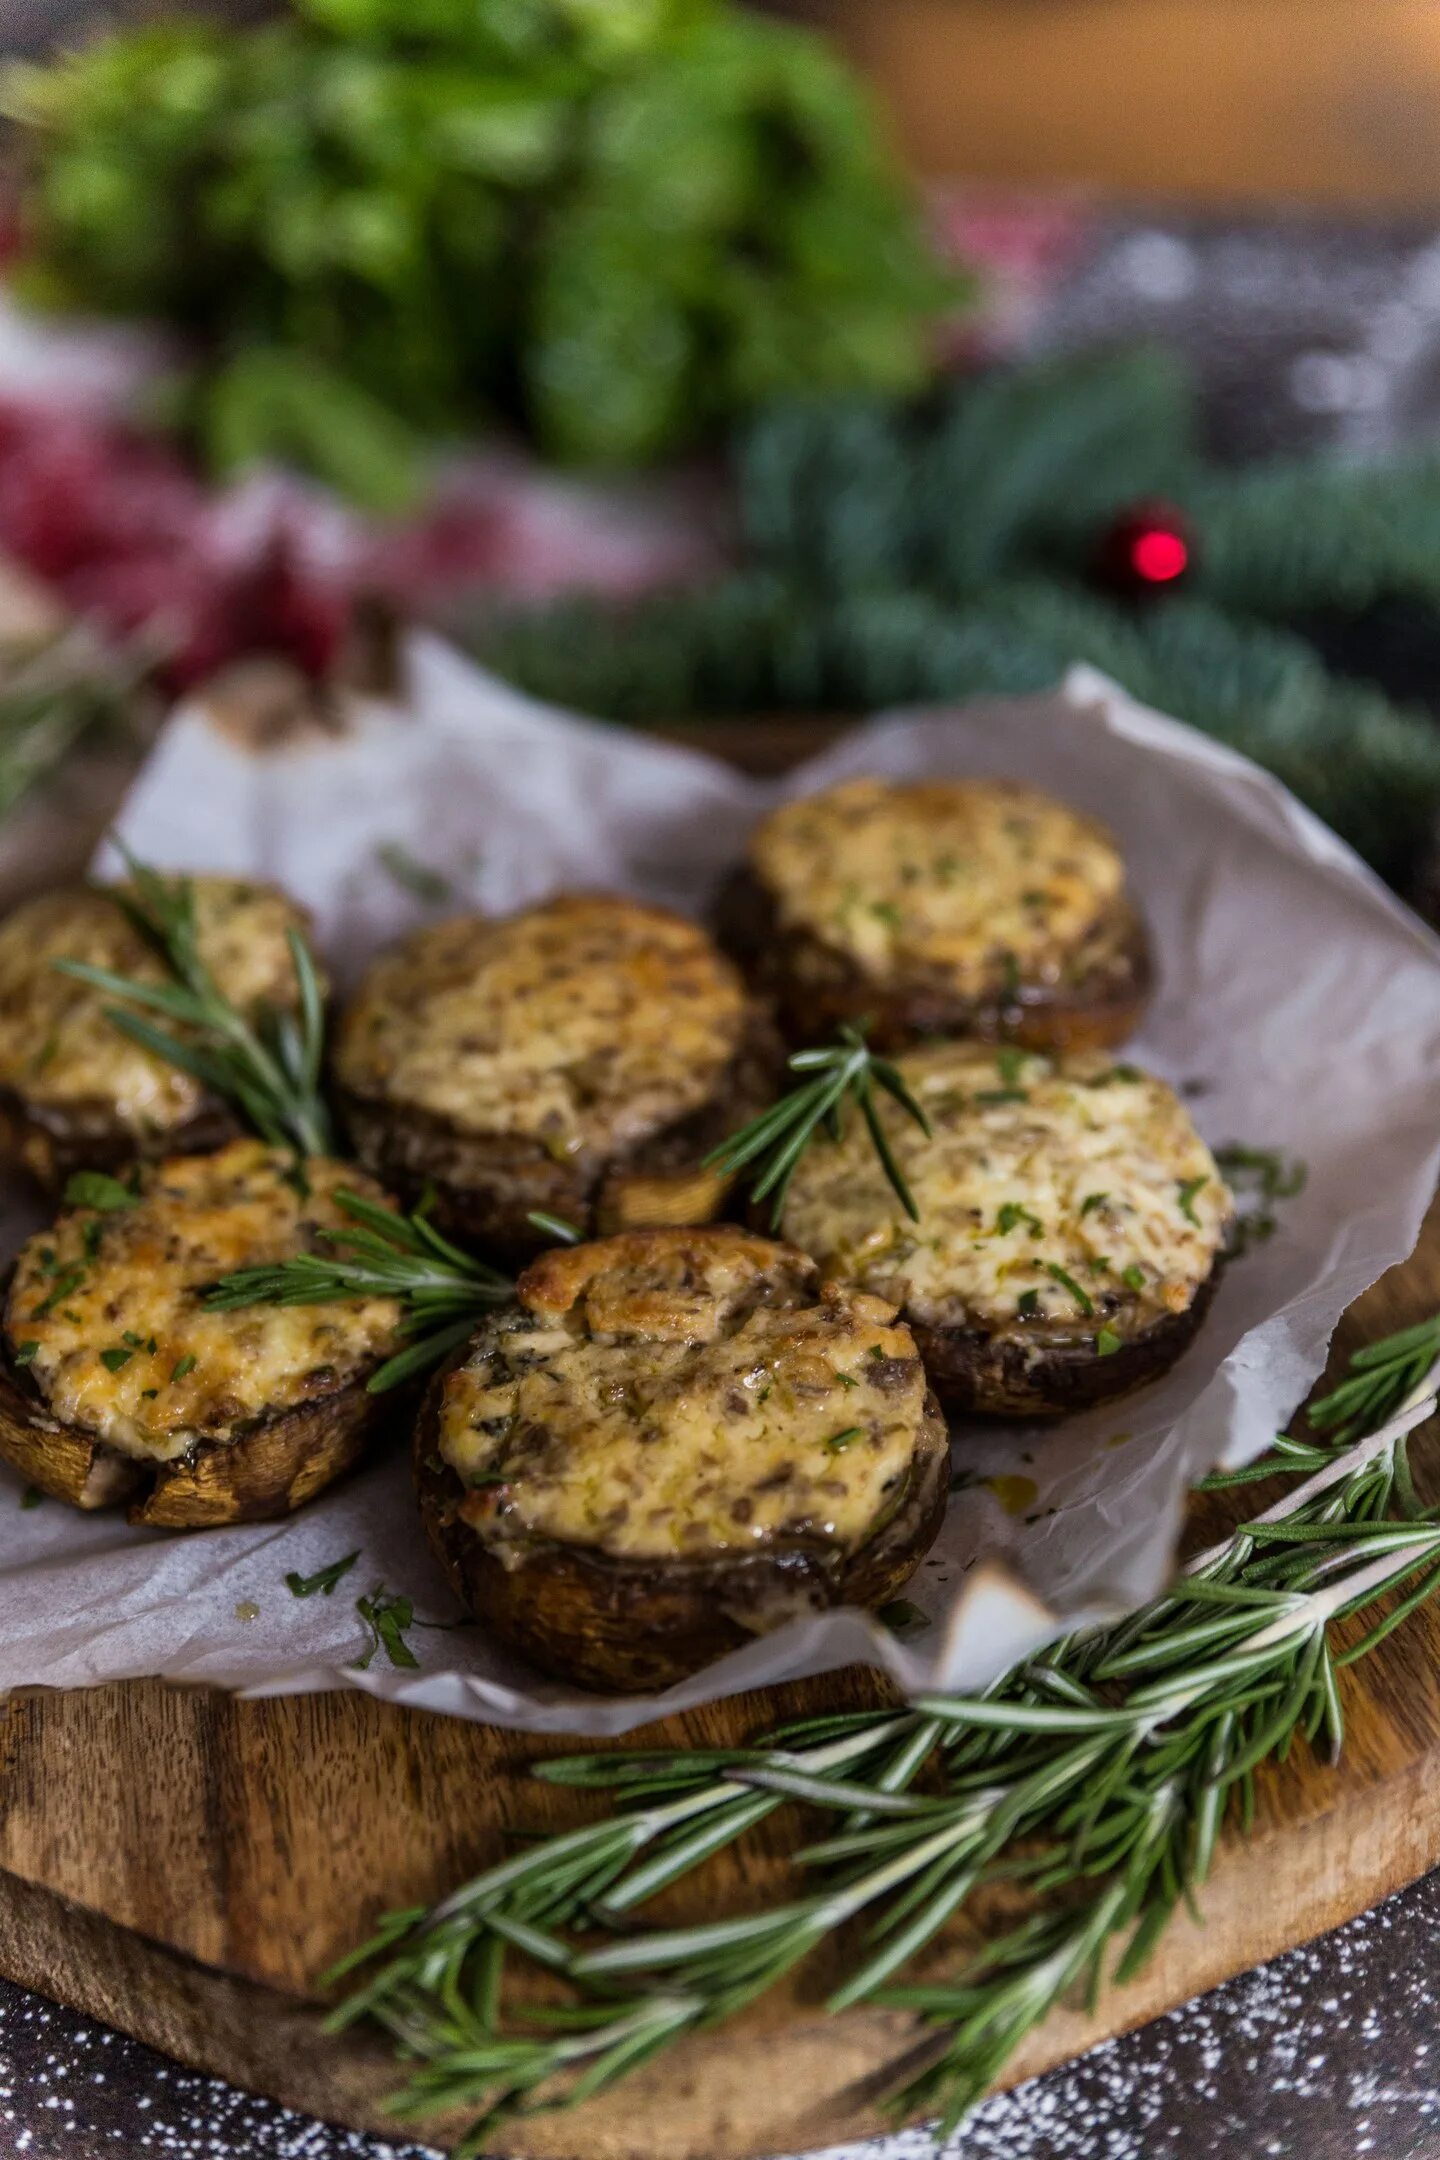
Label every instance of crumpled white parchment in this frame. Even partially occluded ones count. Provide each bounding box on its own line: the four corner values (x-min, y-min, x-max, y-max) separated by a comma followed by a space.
0, 637, 1437, 1736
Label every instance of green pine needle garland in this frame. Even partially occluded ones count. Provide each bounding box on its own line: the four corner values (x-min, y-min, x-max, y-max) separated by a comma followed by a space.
465, 348, 1440, 890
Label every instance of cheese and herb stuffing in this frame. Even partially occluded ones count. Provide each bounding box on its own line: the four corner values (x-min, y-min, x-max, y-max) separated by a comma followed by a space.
749, 777, 1128, 994
335, 896, 748, 1156
437, 1226, 933, 1564
778, 1044, 1232, 1346
0, 878, 314, 1129
5, 1140, 402, 1462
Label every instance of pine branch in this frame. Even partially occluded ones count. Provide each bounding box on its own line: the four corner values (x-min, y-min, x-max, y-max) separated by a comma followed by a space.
325, 1317, 1440, 2154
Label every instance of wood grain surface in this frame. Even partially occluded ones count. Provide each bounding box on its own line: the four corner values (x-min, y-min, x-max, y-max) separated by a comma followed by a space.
0, 706, 1438, 2157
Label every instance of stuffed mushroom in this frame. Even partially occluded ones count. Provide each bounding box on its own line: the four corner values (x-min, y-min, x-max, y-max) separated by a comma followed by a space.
718, 776, 1150, 1052
413, 1224, 949, 1691
777, 1044, 1232, 1419
0, 877, 319, 1190
333, 894, 780, 1256
0, 1138, 403, 1524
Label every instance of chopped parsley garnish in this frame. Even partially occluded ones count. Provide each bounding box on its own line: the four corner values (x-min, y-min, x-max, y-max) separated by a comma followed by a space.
826, 1426, 864, 1453
997, 1202, 1043, 1237
99, 1346, 133, 1372
1089, 1064, 1143, 1087
1176, 1175, 1209, 1225
975, 1088, 1028, 1107
834, 1370, 860, 1389
171, 1353, 197, 1382
30, 1266, 87, 1319
63, 1170, 138, 1213
354, 1585, 420, 1670
995, 1046, 1027, 1086
1095, 1326, 1123, 1357
1016, 1288, 1041, 1318
1080, 1192, 1108, 1217
1045, 1263, 1094, 1316
286, 1550, 361, 1599
376, 843, 453, 906
1122, 1263, 1146, 1291
13, 1341, 39, 1366
870, 901, 903, 928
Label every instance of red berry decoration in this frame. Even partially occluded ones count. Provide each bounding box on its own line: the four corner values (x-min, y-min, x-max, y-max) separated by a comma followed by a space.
1096, 499, 1195, 597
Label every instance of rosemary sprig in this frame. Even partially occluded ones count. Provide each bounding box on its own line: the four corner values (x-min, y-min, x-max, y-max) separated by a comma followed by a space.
206, 1187, 512, 1391
53, 841, 333, 1157
0, 619, 155, 822
704, 1023, 931, 1226
326, 1317, 1440, 2154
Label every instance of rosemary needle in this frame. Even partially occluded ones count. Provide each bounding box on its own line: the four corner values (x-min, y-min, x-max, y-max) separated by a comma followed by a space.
324, 1314, 1440, 2154
207, 1189, 512, 1391
705, 1023, 931, 1226
54, 841, 333, 1157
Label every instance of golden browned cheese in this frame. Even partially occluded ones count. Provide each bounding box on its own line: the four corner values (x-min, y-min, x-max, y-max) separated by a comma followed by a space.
0, 879, 314, 1129
334, 896, 747, 1154
5, 1140, 401, 1462
438, 1227, 932, 1563
779, 1045, 1231, 1342
749, 777, 1127, 994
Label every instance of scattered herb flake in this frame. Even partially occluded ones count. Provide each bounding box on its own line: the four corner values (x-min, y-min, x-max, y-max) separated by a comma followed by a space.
1176, 1175, 1209, 1225
287, 1550, 361, 1599
31, 1265, 87, 1318
99, 1346, 133, 1372
1079, 1192, 1108, 1217
995, 1046, 1027, 1086
354, 1585, 420, 1670
1045, 1263, 1094, 1316
1017, 1288, 1041, 1318
826, 1426, 864, 1453
171, 1353, 197, 1381
20, 1484, 43, 1509
834, 1370, 859, 1389
877, 1598, 930, 1638
377, 843, 453, 906
13, 1341, 38, 1366
997, 1201, 1043, 1237
1095, 1326, 1123, 1357
1122, 1263, 1146, 1291
975, 1088, 1028, 1107
63, 1170, 138, 1212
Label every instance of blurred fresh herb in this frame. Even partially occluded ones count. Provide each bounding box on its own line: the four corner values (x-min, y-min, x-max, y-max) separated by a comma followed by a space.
3, 0, 956, 493
0, 622, 154, 823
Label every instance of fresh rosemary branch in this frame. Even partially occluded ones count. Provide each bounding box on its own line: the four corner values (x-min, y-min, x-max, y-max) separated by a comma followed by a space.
206, 1188, 512, 1392
54, 842, 333, 1157
0, 620, 155, 822
325, 1316, 1440, 2154
704, 1023, 931, 1227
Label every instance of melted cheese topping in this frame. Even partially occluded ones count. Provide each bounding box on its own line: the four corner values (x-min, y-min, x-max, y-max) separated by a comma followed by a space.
0, 879, 315, 1128
750, 777, 1127, 994
780, 1045, 1231, 1342
438, 1227, 930, 1563
6, 1140, 401, 1462
335, 896, 747, 1153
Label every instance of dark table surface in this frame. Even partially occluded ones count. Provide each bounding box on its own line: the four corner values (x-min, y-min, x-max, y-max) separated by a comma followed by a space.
6, 205, 1440, 2160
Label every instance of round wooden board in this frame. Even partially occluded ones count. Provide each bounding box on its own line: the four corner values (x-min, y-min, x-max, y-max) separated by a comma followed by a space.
0, 698, 1438, 2157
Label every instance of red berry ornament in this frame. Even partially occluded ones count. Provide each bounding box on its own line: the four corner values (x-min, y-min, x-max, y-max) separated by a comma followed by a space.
1097, 499, 1194, 596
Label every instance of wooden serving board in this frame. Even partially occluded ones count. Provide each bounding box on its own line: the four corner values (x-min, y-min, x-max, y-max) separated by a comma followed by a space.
0, 709, 1439, 2158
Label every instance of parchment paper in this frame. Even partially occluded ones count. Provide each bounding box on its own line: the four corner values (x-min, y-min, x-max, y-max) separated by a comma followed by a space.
1, 636, 1438, 1736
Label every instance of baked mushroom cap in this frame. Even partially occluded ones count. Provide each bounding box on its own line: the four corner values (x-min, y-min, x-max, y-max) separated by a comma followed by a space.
719, 775, 1150, 1052
333, 894, 779, 1254
778, 1043, 1233, 1419
414, 1224, 950, 1691
0, 1138, 403, 1524
0, 877, 320, 1189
